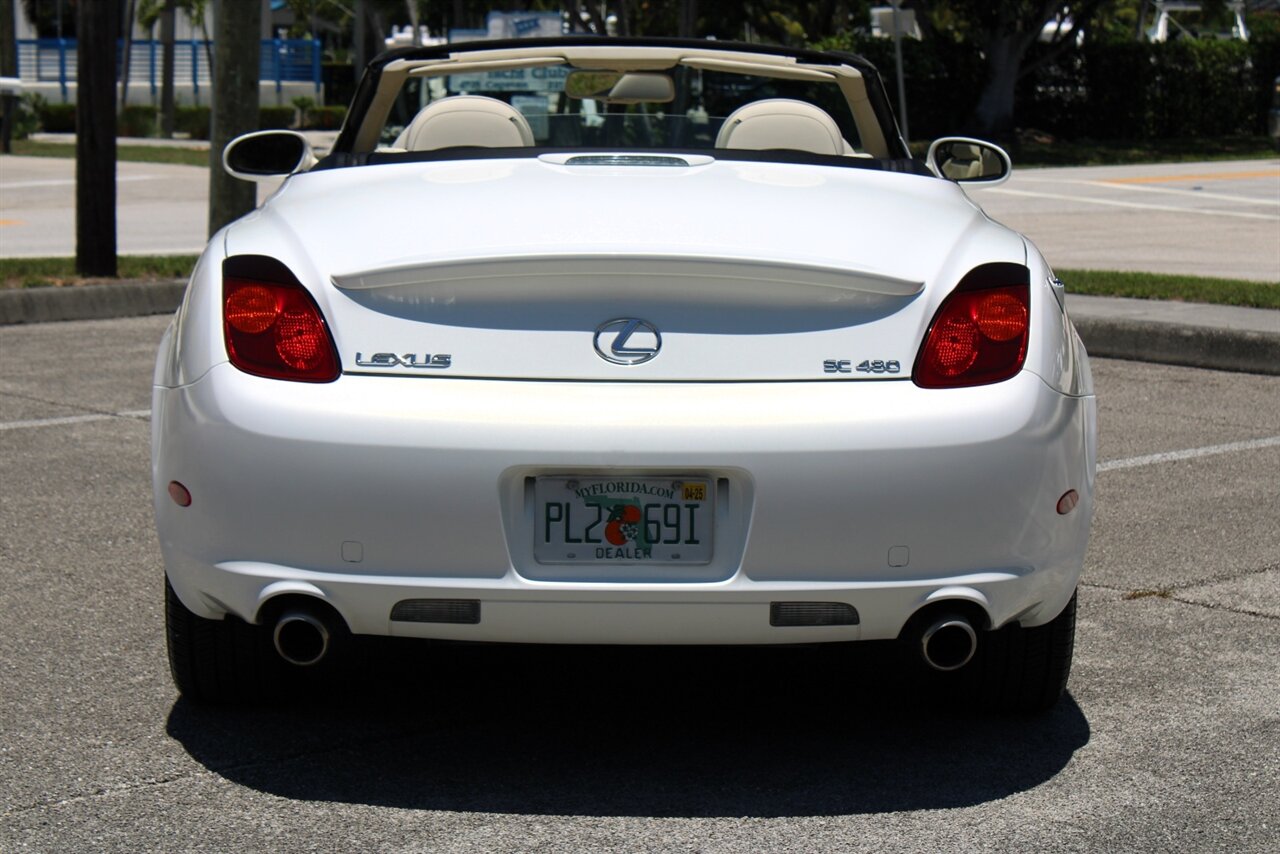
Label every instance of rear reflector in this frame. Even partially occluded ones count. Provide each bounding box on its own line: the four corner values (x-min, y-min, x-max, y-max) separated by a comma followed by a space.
391, 599, 481, 624
1057, 489, 1080, 515
770, 602, 860, 627
167, 481, 192, 507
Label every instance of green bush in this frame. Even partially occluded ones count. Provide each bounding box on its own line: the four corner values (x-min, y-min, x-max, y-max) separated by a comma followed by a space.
1019, 38, 1260, 141
258, 106, 295, 130
174, 105, 211, 140
10, 93, 44, 139
22, 100, 346, 140
118, 105, 156, 138
37, 102, 76, 133
816, 30, 1272, 143
1249, 31, 1280, 136
306, 105, 346, 130
1151, 40, 1254, 137
163, 105, 320, 139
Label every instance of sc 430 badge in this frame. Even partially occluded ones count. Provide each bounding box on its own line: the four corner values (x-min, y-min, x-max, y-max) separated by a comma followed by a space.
355, 352, 452, 369
824, 359, 901, 374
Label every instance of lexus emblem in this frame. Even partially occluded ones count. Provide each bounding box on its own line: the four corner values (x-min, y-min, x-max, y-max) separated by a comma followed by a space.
593, 318, 662, 365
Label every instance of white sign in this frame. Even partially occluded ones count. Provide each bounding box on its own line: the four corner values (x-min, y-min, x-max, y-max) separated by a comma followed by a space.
486, 11, 563, 40
449, 64, 570, 94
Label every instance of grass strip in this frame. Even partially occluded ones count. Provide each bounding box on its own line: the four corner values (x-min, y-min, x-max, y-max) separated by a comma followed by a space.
1057, 269, 1280, 309
8, 139, 210, 168
0, 255, 199, 289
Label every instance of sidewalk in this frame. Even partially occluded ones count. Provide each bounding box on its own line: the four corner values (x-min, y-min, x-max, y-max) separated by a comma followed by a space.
1, 282, 1275, 375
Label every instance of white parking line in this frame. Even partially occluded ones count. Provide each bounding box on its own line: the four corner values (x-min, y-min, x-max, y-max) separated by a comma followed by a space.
0, 409, 150, 431
1098, 435, 1280, 472
983, 187, 1279, 222
1082, 180, 1280, 208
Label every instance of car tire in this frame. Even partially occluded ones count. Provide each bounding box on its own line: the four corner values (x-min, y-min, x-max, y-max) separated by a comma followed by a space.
165, 575, 278, 703
961, 589, 1077, 714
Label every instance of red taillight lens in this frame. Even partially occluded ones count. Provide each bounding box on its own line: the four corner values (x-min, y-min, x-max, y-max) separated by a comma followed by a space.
915, 282, 1029, 389
974, 291, 1028, 342
925, 314, 980, 377
225, 285, 279, 333
223, 274, 338, 382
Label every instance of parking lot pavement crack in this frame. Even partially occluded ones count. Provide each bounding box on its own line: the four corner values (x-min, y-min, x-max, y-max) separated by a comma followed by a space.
1164, 595, 1279, 622
0, 390, 85, 418
1169, 563, 1279, 599
2, 770, 209, 819
0, 388, 149, 421
1179, 562, 1280, 589
1, 730, 419, 819
1082, 571, 1280, 621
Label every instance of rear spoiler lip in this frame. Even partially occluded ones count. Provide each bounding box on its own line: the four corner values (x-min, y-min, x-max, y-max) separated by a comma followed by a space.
330, 253, 925, 297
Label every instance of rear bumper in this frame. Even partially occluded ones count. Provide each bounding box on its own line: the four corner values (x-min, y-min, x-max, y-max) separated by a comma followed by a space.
154, 365, 1095, 644
184, 561, 1060, 644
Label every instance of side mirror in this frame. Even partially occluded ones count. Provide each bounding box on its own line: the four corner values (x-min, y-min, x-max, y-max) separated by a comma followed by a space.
223, 130, 315, 182
927, 137, 1011, 185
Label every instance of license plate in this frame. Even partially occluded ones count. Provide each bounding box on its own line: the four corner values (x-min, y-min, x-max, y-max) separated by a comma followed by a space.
534, 476, 714, 564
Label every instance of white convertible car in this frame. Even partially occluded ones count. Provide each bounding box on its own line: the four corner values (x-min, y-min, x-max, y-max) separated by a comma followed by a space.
153, 37, 1095, 711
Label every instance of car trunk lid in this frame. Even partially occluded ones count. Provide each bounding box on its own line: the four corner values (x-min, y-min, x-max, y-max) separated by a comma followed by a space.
229, 156, 1026, 382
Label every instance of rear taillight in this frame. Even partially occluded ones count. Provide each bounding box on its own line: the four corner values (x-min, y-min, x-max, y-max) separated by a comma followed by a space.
222, 256, 339, 382
914, 264, 1030, 389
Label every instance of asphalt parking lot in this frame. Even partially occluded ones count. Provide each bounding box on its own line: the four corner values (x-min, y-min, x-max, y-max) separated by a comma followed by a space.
1, 315, 1277, 851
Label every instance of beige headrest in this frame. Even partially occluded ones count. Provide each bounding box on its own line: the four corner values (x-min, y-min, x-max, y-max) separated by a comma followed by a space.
715, 98, 846, 156
395, 95, 536, 151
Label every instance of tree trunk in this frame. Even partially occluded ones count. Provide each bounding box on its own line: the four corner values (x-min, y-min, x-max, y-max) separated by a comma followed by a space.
76, 0, 120, 277
159, 0, 175, 138
969, 34, 1027, 140
0, 0, 17, 154
352, 0, 366, 77
207, 0, 261, 237
679, 0, 697, 38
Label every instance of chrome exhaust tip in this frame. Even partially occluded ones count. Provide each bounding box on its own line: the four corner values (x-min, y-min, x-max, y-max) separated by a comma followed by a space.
920, 615, 977, 672
273, 610, 331, 667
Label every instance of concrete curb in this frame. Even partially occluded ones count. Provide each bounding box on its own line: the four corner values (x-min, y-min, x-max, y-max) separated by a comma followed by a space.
1073, 317, 1280, 376
0, 281, 186, 325
2, 281, 1277, 376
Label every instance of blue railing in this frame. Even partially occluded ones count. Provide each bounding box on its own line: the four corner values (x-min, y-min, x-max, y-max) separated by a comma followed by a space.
15, 38, 322, 102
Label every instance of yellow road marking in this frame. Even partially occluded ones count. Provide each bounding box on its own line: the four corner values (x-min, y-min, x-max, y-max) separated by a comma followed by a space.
1103, 169, 1280, 185
0, 219, 25, 226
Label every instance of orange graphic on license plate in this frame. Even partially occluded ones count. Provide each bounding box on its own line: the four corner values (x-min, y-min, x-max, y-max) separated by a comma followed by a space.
683, 483, 707, 501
